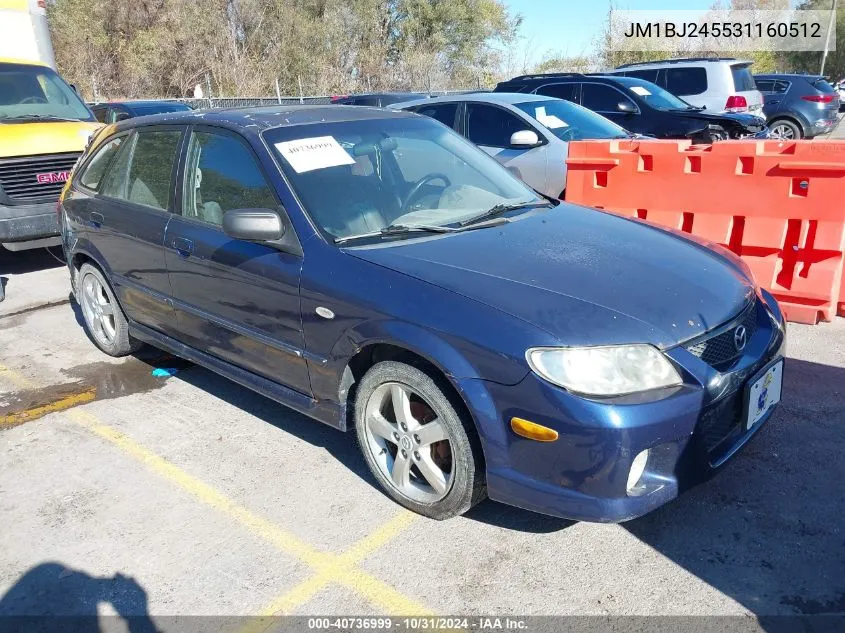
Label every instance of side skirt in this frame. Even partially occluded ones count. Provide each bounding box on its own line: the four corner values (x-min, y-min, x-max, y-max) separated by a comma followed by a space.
129, 321, 346, 431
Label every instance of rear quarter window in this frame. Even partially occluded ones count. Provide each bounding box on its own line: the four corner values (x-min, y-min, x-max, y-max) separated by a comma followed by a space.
731, 65, 756, 91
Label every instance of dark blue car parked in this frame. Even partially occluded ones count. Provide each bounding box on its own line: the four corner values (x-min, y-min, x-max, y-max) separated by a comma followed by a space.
59, 106, 785, 522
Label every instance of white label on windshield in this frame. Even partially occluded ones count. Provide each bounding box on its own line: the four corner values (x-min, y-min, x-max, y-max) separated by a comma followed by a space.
630, 86, 651, 96
535, 106, 568, 129
274, 136, 355, 173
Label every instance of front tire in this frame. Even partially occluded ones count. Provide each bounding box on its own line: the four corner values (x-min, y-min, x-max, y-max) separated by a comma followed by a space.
77, 263, 142, 357
354, 361, 485, 520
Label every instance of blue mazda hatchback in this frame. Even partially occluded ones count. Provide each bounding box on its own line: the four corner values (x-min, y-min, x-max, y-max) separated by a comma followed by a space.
60, 106, 785, 521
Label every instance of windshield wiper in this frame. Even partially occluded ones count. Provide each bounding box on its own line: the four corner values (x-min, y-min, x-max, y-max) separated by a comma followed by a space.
0, 114, 80, 123
334, 216, 515, 244
458, 199, 552, 227
334, 223, 457, 244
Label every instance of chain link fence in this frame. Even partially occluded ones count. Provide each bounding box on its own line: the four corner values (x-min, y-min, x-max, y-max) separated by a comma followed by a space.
89, 90, 479, 110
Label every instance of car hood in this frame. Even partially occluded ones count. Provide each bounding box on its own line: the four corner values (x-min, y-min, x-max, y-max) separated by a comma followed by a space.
347, 205, 756, 348
671, 109, 765, 131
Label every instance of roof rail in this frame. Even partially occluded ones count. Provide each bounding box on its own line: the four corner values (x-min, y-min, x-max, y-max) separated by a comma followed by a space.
507, 72, 586, 81
616, 57, 737, 69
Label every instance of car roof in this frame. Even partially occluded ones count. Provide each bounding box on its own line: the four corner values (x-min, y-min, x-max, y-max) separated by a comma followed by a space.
109, 104, 419, 134
391, 92, 550, 109
615, 57, 752, 69
755, 73, 824, 80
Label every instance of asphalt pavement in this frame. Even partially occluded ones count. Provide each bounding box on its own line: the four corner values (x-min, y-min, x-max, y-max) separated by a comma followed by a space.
0, 246, 843, 631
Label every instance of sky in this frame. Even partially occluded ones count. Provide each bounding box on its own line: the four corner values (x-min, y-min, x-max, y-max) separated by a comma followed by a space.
503, 0, 715, 65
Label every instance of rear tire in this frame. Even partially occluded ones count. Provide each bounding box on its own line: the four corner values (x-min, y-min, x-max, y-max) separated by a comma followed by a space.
77, 263, 142, 357
354, 360, 486, 520
769, 118, 802, 140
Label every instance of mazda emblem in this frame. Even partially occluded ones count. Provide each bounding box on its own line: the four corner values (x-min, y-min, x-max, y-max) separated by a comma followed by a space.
733, 325, 747, 352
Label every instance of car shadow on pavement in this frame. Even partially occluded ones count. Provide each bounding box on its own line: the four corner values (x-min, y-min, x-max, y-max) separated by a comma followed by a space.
0, 247, 65, 276
0, 561, 159, 632
624, 357, 845, 619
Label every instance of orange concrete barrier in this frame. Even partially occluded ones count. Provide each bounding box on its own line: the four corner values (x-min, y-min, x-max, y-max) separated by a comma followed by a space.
565, 139, 845, 324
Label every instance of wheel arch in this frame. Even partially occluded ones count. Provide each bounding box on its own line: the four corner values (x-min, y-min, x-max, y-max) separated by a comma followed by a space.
768, 114, 808, 138
342, 341, 490, 472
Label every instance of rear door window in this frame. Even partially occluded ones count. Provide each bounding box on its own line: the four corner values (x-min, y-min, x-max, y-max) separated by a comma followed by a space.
413, 102, 459, 129
535, 82, 579, 103
666, 67, 707, 95
100, 129, 182, 211
731, 65, 756, 91
465, 103, 532, 147
755, 79, 774, 92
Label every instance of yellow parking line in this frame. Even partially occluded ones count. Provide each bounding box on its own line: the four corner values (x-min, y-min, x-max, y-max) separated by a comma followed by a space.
68, 409, 432, 616
254, 512, 425, 618
2, 388, 96, 426
0, 363, 36, 390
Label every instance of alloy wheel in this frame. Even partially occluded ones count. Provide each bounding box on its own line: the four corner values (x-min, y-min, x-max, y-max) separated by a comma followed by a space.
771, 124, 795, 140
81, 274, 116, 346
362, 382, 454, 503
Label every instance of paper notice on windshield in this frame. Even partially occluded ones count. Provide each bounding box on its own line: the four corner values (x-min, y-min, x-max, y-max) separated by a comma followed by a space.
630, 86, 651, 96
535, 106, 568, 129
274, 136, 355, 173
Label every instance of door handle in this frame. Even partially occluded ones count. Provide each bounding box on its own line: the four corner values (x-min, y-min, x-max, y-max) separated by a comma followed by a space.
90, 212, 104, 227
171, 237, 194, 258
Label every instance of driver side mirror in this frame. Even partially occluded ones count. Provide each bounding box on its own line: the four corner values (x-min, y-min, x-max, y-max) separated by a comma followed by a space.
616, 101, 636, 114
223, 208, 285, 242
509, 130, 541, 148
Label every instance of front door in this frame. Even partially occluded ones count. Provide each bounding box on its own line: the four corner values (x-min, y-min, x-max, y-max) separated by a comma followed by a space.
164, 126, 310, 395
463, 102, 548, 194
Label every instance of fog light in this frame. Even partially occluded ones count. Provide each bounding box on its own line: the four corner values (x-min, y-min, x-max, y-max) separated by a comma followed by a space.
626, 449, 649, 492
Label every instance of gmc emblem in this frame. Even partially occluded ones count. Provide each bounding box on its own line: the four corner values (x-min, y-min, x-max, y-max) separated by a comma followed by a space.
36, 171, 70, 184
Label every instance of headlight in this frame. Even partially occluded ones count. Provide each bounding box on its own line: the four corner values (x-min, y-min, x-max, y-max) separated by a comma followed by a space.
526, 345, 682, 397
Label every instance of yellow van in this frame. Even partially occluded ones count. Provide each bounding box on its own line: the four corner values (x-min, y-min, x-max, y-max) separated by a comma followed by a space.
0, 58, 101, 250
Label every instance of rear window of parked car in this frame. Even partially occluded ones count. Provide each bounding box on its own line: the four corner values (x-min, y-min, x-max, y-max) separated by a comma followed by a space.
731, 65, 756, 91
812, 78, 835, 93
666, 67, 707, 95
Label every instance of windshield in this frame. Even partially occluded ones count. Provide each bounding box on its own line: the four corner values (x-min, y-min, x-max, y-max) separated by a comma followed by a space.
266, 117, 542, 242
625, 81, 695, 110
0, 64, 93, 122
514, 99, 628, 140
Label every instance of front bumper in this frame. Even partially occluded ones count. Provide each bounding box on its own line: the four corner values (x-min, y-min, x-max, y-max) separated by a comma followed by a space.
0, 201, 61, 249
460, 290, 786, 523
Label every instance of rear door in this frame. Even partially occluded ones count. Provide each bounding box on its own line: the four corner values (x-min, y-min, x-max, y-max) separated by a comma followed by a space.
78, 126, 183, 333
164, 126, 310, 395
463, 102, 548, 193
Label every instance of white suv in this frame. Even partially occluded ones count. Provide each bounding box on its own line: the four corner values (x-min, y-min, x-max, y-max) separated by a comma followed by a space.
607, 58, 765, 119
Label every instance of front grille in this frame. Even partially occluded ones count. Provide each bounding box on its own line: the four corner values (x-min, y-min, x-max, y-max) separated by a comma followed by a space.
697, 390, 744, 453
0, 153, 80, 203
685, 299, 760, 369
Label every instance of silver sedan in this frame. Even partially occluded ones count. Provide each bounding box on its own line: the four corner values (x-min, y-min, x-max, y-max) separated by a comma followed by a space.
391, 92, 632, 198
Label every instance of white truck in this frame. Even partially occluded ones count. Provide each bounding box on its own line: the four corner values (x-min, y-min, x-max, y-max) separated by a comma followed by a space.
0, 0, 56, 69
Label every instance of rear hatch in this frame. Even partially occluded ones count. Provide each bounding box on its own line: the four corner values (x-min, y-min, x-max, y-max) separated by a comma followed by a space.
805, 77, 840, 117
729, 63, 765, 117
